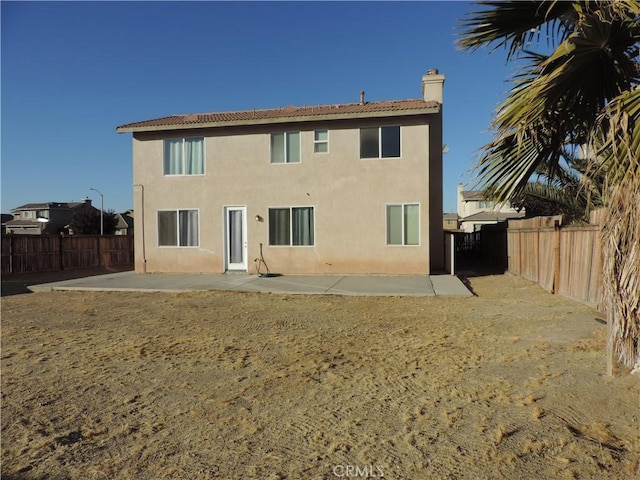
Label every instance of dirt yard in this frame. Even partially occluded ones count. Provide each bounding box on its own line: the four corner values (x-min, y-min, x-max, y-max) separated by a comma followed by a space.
2, 274, 638, 479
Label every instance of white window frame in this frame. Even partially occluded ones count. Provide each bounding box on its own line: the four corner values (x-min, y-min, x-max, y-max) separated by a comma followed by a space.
386, 203, 420, 246
313, 129, 329, 154
360, 126, 401, 159
268, 206, 315, 246
163, 137, 205, 176
157, 208, 200, 247
270, 131, 301, 164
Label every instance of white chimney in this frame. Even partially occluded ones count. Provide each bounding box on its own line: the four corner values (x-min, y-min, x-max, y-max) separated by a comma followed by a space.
422, 68, 445, 104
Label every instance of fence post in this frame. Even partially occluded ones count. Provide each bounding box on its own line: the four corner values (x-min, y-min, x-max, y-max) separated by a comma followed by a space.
553, 220, 561, 294
537, 228, 541, 284
9, 235, 14, 274
518, 230, 523, 275
59, 235, 64, 271
97, 236, 101, 267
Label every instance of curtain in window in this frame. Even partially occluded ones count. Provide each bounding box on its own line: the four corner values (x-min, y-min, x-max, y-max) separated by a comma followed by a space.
158, 211, 178, 246
164, 139, 184, 175
387, 205, 403, 245
286, 132, 300, 163
404, 204, 419, 245
269, 208, 290, 245
293, 207, 314, 245
185, 138, 204, 174
229, 210, 243, 263
179, 210, 198, 246
271, 133, 285, 163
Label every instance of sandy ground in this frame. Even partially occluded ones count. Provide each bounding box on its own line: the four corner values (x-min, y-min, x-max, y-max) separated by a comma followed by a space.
2, 273, 639, 479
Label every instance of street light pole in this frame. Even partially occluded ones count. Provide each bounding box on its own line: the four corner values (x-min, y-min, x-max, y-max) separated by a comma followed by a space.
90, 187, 104, 235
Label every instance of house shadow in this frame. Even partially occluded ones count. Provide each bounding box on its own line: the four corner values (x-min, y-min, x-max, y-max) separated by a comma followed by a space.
1, 266, 133, 297
456, 256, 507, 278
454, 256, 507, 296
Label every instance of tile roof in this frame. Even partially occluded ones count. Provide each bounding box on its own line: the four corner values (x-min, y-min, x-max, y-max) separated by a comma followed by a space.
12, 202, 86, 211
461, 190, 485, 201
4, 219, 43, 226
116, 98, 440, 133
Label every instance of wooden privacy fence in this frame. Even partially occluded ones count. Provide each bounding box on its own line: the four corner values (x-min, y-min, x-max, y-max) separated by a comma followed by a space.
507, 216, 602, 306
1, 235, 134, 275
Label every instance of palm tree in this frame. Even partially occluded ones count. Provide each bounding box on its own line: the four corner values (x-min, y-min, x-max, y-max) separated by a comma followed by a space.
458, 1, 640, 372
512, 155, 604, 222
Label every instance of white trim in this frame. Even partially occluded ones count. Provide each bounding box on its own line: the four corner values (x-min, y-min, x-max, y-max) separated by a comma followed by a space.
163, 137, 206, 176
360, 125, 402, 159
156, 208, 200, 248
313, 129, 329, 154
270, 131, 301, 164
267, 205, 315, 247
224, 205, 248, 271
385, 202, 420, 246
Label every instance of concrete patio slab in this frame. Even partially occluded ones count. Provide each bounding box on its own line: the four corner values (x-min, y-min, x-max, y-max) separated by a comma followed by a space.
26, 271, 472, 297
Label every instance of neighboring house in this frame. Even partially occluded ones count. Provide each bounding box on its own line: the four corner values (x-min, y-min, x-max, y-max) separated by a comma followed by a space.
457, 184, 524, 232
5, 199, 97, 235
114, 210, 134, 236
117, 69, 445, 275
443, 213, 460, 231
1, 214, 14, 234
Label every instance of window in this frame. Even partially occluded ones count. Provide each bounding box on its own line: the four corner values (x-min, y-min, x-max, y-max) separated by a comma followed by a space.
269, 207, 314, 246
314, 130, 328, 153
158, 209, 199, 246
387, 204, 419, 245
271, 132, 300, 163
360, 126, 400, 159
23, 211, 34, 219
164, 137, 205, 175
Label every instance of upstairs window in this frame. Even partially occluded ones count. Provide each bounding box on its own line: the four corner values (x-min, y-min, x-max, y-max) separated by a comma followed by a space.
360, 126, 401, 159
387, 203, 419, 245
164, 137, 205, 175
269, 207, 314, 246
314, 130, 329, 153
271, 132, 300, 163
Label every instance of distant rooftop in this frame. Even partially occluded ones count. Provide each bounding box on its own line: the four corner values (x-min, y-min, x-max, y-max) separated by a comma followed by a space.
12, 201, 88, 211
462, 211, 525, 222
461, 190, 485, 201
116, 98, 440, 133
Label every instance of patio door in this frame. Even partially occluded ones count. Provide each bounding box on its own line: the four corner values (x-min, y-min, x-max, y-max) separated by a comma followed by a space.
225, 206, 247, 271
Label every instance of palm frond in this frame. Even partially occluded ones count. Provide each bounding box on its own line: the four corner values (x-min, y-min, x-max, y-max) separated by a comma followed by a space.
593, 87, 640, 187
457, 1, 578, 59
514, 180, 588, 220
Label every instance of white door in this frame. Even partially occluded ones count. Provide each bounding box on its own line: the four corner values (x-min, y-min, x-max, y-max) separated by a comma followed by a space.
225, 206, 247, 271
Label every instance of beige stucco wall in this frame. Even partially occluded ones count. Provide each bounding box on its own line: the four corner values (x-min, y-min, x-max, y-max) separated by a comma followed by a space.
132, 115, 443, 274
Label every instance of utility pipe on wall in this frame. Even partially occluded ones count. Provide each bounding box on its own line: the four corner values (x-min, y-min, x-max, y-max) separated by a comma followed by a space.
133, 184, 147, 273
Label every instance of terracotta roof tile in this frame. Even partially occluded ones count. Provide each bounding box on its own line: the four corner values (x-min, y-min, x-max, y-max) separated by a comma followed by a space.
117, 98, 439, 133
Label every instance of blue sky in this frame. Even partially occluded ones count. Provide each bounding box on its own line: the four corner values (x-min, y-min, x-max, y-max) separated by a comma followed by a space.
1, 1, 517, 214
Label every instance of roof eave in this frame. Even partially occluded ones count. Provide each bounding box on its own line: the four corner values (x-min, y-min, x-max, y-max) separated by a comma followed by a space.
116, 106, 440, 134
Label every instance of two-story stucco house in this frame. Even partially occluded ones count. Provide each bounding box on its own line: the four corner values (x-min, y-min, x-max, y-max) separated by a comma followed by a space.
457, 184, 525, 233
117, 70, 445, 275
6, 199, 97, 235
